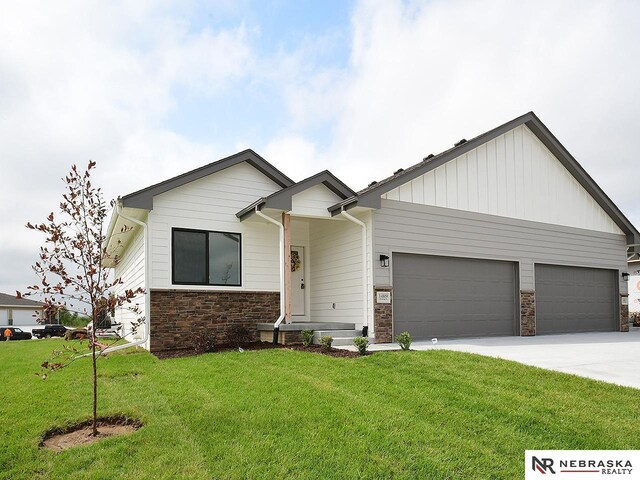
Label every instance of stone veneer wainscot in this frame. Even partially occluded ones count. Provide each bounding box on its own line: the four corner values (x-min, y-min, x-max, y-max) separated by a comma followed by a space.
149, 290, 280, 352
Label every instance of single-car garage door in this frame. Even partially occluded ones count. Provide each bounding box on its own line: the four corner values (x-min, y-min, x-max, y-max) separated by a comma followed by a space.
393, 253, 518, 340
535, 264, 617, 334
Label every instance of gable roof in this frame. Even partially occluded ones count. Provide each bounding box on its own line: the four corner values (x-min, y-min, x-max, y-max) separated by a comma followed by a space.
121, 149, 294, 210
0, 292, 45, 308
328, 111, 640, 245
236, 170, 355, 221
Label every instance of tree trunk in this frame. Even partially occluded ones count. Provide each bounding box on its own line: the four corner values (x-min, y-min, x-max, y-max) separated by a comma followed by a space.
91, 339, 98, 436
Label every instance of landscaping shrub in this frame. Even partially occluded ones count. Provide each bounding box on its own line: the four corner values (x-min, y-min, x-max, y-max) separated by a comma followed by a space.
193, 330, 217, 354
227, 324, 251, 347
353, 336, 369, 355
319, 336, 333, 350
302, 330, 314, 347
631, 312, 640, 327
396, 331, 412, 351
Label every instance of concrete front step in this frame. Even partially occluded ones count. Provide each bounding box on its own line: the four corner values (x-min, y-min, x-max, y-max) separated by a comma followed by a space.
256, 322, 356, 331
313, 329, 361, 339
312, 329, 373, 347
330, 336, 375, 347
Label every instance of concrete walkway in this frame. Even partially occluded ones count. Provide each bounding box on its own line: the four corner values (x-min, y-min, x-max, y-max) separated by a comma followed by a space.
349, 328, 640, 389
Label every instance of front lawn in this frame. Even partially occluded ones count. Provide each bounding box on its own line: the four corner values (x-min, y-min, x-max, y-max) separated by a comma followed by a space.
1, 340, 638, 479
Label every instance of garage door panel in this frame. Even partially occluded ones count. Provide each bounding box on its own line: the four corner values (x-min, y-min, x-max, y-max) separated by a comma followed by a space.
393, 254, 517, 340
535, 264, 617, 334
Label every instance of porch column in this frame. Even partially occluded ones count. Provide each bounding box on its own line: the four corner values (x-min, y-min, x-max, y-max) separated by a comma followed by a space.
282, 212, 292, 323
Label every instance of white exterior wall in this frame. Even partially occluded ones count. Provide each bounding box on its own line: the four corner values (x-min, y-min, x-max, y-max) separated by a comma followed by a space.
113, 222, 146, 340
0, 307, 41, 326
149, 162, 282, 291
290, 184, 343, 218
309, 211, 373, 327
11, 309, 40, 325
382, 125, 623, 235
629, 262, 640, 313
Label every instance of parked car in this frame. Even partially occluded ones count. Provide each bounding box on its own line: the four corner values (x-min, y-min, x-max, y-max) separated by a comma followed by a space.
32, 324, 68, 339
1, 327, 33, 341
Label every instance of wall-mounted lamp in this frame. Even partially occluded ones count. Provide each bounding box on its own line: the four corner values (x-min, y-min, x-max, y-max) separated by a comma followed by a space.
622, 272, 630, 281
379, 254, 389, 268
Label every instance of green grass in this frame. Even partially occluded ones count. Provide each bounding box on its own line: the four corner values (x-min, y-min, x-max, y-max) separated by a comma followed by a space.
1, 340, 638, 479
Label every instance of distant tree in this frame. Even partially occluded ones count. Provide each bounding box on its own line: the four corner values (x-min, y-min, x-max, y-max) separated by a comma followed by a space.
57, 306, 91, 327
19, 161, 144, 436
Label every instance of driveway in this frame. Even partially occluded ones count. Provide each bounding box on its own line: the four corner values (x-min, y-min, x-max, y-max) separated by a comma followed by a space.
365, 328, 640, 389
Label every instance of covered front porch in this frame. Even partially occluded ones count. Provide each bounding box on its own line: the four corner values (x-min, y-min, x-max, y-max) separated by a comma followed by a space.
236, 171, 374, 345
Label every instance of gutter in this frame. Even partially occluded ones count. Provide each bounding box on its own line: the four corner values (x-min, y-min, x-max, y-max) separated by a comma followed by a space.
82, 202, 150, 357
340, 208, 370, 337
255, 206, 285, 343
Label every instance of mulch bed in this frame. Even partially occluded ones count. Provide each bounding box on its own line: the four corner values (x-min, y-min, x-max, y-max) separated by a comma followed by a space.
155, 342, 365, 360
40, 415, 143, 452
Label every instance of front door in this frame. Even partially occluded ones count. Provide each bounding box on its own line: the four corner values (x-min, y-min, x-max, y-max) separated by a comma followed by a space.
291, 246, 305, 316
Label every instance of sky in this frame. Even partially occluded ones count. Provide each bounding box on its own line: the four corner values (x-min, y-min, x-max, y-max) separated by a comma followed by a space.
1, 0, 639, 295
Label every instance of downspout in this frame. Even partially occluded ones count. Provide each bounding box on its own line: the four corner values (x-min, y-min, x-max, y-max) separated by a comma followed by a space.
85, 202, 150, 356
255, 207, 285, 344
341, 208, 369, 337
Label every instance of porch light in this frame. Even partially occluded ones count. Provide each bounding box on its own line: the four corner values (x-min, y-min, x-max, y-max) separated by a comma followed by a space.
379, 254, 389, 268
622, 272, 630, 281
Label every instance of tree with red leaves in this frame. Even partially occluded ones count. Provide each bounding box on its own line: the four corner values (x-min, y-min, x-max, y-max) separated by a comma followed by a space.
20, 161, 144, 436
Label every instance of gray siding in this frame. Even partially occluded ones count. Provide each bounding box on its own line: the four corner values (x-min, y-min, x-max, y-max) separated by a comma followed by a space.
374, 199, 628, 293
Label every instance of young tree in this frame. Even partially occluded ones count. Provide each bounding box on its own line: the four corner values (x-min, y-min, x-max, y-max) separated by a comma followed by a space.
19, 161, 144, 436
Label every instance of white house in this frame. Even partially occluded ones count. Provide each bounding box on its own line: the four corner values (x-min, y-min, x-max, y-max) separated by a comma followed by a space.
104, 112, 639, 352
0, 292, 45, 326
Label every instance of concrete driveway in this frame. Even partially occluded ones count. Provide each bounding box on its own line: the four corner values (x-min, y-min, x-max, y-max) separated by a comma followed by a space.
365, 328, 640, 389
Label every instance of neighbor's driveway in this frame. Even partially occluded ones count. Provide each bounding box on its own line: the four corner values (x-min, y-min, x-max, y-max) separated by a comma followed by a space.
366, 328, 640, 389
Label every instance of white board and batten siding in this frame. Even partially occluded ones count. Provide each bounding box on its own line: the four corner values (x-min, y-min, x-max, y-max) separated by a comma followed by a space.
113, 222, 146, 339
382, 124, 623, 235
148, 162, 282, 291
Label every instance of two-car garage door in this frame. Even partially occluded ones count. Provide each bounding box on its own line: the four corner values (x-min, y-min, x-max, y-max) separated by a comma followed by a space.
392, 253, 618, 340
393, 254, 518, 339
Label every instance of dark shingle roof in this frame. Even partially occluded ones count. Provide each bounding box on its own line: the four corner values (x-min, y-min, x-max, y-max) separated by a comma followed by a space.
0, 292, 45, 307
236, 170, 355, 220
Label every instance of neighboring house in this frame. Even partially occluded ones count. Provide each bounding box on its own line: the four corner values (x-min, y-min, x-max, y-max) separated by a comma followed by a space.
0, 292, 45, 326
628, 256, 640, 314
105, 112, 640, 352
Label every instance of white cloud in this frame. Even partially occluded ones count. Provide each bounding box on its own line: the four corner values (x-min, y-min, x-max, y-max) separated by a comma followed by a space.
261, 136, 323, 182
274, 0, 640, 237
0, 1, 252, 293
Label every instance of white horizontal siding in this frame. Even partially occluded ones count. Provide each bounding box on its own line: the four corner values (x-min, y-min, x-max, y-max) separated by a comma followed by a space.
113, 224, 146, 340
382, 125, 623, 235
149, 162, 282, 291
374, 199, 628, 293
290, 184, 343, 218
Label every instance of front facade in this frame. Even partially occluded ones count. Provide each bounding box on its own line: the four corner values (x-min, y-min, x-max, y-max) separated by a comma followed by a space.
105, 112, 639, 352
